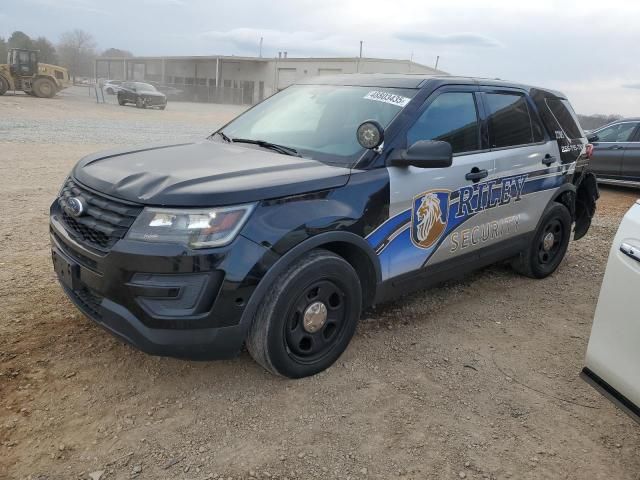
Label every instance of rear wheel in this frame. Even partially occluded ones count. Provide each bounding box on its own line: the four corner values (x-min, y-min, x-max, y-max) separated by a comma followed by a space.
106, 87, 114, 94
511, 202, 572, 279
247, 249, 362, 378
33, 78, 56, 98
0, 76, 8, 96
117, 95, 126, 106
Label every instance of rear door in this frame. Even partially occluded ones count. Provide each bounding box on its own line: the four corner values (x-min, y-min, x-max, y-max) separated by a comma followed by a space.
589, 122, 639, 179
473, 88, 561, 248
583, 202, 640, 423
621, 127, 640, 181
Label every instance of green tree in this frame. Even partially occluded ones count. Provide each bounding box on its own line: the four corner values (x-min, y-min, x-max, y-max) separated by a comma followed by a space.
0, 37, 7, 63
57, 29, 96, 80
8, 31, 33, 50
32, 37, 58, 64
101, 48, 133, 58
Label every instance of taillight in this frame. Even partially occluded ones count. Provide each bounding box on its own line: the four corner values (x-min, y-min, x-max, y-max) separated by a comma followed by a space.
585, 144, 594, 159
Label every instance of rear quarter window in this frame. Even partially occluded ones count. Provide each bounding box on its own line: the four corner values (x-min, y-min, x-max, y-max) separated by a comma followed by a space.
545, 98, 584, 140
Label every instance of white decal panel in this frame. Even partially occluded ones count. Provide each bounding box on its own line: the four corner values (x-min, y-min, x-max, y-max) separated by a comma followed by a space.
363, 91, 411, 107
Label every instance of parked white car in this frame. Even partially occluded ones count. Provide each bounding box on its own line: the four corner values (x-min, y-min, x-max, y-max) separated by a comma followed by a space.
583, 200, 640, 423
103, 80, 123, 95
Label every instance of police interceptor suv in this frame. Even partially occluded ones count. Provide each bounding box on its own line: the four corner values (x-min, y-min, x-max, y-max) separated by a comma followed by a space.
50, 74, 598, 378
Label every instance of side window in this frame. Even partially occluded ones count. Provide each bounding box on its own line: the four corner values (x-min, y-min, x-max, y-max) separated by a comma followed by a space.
545, 98, 583, 140
596, 123, 638, 143
407, 92, 479, 154
485, 93, 535, 148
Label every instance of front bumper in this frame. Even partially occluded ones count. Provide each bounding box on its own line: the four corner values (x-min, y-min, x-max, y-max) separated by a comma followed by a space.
50, 206, 277, 359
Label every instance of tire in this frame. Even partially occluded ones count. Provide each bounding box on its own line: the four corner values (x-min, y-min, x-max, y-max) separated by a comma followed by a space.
32, 78, 56, 98
246, 249, 362, 378
106, 87, 114, 95
117, 95, 126, 106
136, 97, 145, 109
511, 202, 572, 279
0, 76, 8, 96
159, 105, 166, 110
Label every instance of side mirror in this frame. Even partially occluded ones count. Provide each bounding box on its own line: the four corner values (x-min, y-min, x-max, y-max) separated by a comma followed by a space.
389, 140, 453, 168
587, 133, 599, 143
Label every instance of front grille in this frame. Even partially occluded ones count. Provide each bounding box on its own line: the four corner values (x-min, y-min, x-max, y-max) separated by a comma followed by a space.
57, 178, 143, 252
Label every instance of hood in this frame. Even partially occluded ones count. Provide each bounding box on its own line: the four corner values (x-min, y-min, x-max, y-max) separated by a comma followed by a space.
72, 141, 351, 206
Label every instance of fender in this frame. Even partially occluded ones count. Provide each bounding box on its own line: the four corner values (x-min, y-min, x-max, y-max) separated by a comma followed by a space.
238, 231, 382, 330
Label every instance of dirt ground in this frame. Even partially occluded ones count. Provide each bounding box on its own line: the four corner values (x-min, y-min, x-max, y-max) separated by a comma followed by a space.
1, 91, 639, 480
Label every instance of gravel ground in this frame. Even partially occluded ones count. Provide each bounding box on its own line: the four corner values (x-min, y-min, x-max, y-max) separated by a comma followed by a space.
1, 91, 639, 480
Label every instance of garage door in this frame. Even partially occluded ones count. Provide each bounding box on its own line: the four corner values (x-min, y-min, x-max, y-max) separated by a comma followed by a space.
277, 68, 297, 90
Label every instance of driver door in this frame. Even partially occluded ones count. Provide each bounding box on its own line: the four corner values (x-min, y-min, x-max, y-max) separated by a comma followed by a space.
381, 86, 497, 280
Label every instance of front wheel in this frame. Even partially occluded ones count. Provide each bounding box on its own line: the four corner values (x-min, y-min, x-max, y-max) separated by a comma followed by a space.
511, 202, 572, 279
247, 249, 362, 378
33, 78, 56, 98
0, 76, 8, 96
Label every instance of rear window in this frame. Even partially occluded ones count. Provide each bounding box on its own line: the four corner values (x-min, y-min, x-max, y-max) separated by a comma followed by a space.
485, 93, 536, 148
545, 98, 584, 140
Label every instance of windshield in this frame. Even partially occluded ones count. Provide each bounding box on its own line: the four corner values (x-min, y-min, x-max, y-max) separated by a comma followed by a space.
135, 82, 157, 92
220, 85, 417, 165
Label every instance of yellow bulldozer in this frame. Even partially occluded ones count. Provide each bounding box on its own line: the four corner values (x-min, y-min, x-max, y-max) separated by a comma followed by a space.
0, 48, 71, 98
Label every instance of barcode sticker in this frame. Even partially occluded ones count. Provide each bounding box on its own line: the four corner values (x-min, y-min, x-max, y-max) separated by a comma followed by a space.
363, 91, 411, 107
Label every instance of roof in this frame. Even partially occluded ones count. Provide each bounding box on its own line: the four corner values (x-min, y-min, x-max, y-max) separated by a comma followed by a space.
296, 73, 566, 96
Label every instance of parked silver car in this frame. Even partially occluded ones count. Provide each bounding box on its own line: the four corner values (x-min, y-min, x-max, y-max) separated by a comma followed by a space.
587, 119, 640, 186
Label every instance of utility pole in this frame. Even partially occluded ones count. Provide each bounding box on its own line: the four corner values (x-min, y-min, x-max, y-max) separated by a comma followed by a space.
435, 55, 440, 70
259, 37, 263, 58
359, 40, 363, 58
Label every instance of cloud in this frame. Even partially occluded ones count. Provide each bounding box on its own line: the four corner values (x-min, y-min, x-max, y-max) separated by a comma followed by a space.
623, 83, 640, 90
395, 31, 501, 48
201, 28, 351, 57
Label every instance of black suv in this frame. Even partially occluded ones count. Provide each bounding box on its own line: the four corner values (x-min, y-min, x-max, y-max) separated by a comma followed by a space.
117, 81, 167, 109
51, 74, 598, 378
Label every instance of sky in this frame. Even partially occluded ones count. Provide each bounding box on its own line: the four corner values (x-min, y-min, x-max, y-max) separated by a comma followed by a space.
2, 0, 640, 116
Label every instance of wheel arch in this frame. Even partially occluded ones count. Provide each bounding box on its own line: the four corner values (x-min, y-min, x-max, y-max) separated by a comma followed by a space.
239, 231, 381, 330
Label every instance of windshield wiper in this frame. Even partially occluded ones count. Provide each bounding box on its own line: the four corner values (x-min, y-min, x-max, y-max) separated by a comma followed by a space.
212, 130, 232, 143
232, 138, 302, 157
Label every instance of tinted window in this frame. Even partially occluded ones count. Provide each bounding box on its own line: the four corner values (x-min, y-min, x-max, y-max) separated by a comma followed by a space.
596, 123, 638, 142
545, 98, 583, 139
407, 92, 479, 154
485, 93, 534, 148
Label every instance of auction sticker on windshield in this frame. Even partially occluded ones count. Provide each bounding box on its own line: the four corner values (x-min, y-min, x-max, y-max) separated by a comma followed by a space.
363, 90, 411, 107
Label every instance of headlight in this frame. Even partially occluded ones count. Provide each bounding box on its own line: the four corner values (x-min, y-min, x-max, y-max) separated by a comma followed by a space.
125, 204, 255, 248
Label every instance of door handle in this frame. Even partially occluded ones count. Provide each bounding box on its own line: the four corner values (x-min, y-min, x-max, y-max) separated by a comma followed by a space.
610, 145, 624, 150
620, 242, 640, 263
465, 168, 489, 183
542, 154, 557, 166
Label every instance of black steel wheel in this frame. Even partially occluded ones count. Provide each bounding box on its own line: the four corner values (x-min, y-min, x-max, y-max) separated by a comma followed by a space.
512, 202, 571, 279
0, 76, 8, 96
247, 249, 362, 378
136, 96, 145, 109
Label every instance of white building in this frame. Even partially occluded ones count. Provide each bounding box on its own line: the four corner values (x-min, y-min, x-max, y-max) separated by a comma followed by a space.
95, 55, 445, 105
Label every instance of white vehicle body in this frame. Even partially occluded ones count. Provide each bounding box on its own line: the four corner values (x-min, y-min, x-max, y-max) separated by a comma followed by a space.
583, 200, 640, 423
103, 80, 123, 94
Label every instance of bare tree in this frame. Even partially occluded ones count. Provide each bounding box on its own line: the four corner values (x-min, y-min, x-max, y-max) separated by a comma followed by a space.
58, 29, 97, 81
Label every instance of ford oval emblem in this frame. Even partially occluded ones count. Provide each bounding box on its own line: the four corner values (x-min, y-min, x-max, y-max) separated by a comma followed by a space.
66, 196, 87, 217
